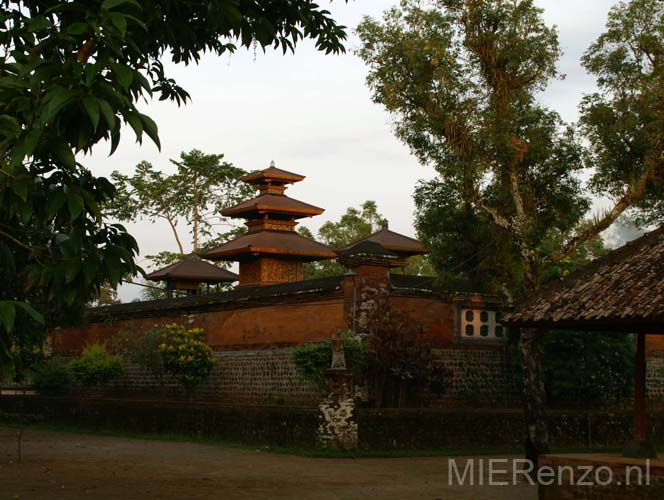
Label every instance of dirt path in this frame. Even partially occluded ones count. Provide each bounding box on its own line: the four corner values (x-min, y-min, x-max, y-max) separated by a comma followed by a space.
0, 427, 536, 499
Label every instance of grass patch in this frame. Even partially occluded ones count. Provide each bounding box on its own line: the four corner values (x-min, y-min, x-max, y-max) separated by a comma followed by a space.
0, 420, 626, 458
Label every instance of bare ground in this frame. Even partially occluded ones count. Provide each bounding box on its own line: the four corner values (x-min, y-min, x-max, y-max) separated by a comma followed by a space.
0, 427, 536, 500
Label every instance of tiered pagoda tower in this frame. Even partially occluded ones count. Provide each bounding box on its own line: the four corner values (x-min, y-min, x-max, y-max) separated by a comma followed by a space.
199, 164, 336, 287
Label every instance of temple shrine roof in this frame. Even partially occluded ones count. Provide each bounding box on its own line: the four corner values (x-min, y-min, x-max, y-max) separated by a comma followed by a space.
338, 225, 428, 256
199, 230, 337, 261
240, 166, 305, 185
221, 193, 324, 219
503, 225, 664, 332
145, 255, 238, 283
337, 240, 400, 260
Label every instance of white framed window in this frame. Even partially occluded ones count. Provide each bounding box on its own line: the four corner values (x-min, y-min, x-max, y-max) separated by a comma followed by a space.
460, 309, 504, 340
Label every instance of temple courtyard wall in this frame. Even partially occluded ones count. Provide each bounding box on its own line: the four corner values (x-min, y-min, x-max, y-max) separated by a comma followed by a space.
45, 273, 664, 406
47, 276, 511, 405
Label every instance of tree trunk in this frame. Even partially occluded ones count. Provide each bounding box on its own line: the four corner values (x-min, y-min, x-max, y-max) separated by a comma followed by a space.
520, 327, 550, 468
192, 174, 199, 252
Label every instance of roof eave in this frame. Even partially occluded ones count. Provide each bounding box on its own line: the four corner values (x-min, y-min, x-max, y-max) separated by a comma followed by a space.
201, 246, 337, 261
221, 205, 324, 218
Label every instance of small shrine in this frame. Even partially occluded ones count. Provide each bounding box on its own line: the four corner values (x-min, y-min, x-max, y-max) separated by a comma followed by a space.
199, 163, 336, 287
145, 254, 238, 296
337, 222, 428, 271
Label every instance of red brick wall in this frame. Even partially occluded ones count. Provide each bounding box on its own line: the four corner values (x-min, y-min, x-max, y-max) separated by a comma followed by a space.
49, 298, 347, 355
647, 335, 664, 357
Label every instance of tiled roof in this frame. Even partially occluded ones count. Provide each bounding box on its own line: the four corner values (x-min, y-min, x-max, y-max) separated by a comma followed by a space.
198, 230, 337, 261
503, 226, 664, 332
338, 227, 428, 255
240, 166, 305, 184
221, 194, 324, 218
337, 240, 399, 259
145, 257, 238, 283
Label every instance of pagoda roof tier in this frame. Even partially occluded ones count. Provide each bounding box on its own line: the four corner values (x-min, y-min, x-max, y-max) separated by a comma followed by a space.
199, 231, 336, 261
240, 166, 305, 185
337, 226, 428, 256
146, 256, 238, 283
221, 193, 324, 219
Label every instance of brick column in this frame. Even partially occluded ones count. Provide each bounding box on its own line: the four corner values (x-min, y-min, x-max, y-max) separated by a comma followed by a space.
338, 241, 397, 334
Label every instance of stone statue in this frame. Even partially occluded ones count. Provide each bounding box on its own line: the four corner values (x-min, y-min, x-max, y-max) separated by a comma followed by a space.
330, 330, 347, 370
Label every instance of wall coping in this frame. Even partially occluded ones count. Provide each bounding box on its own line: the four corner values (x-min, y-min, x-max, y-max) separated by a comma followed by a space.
78, 276, 345, 324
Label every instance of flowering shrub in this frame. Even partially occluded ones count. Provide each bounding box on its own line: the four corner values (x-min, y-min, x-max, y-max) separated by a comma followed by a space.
157, 324, 215, 393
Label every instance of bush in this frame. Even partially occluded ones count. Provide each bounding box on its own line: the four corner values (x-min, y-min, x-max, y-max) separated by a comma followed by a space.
131, 328, 168, 387
31, 360, 73, 395
291, 333, 368, 390
68, 343, 124, 386
157, 324, 215, 393
507, 329, 634, 408
541, 331, 634, 407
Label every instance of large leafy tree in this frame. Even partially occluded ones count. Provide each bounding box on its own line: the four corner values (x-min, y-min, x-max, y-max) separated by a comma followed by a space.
580, 0, 664, 227
109, 150, 254, 255
0, 0, 346, 366
357, 0, 660, 462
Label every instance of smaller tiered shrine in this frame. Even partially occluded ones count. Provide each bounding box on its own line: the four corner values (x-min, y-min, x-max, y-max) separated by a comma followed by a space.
145, 254, 238, 296
337, 221, 428, 271
199, 163, 336, 287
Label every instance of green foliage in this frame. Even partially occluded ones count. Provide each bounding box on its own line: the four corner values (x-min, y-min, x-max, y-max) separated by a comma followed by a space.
580, 0, 664, 226
413, 179, 525, 293
157, 324, 215, 393
318, 200, 387, 248
69, 343, 124, 386
108, 150, 255, 254
130, 328, 167, 385
357, 0, 592, 296
31, 360, 74, 396
358, 0, 661, 299
541, 332, 634, 407
0, 0, 346, 368
291, 334, 368, 390
0, 309, 45, 384
507, 330, 634, 407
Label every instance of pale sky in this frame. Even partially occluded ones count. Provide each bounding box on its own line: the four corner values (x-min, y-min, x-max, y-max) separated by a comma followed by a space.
83, 0, 622, 301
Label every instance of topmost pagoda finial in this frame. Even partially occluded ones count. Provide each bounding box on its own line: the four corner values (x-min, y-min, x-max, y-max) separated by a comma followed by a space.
269, 160, 275, 167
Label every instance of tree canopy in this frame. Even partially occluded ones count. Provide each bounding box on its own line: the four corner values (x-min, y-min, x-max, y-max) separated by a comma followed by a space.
580, 0, 664, 226
358, 0, 661, 461
109, 149, 254, 256
0, 0, 347, 365
357, 0, 660, 294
